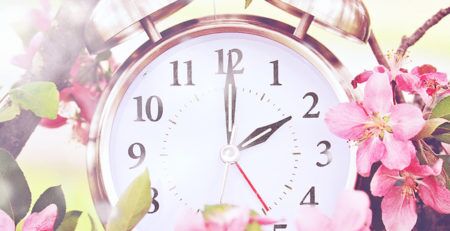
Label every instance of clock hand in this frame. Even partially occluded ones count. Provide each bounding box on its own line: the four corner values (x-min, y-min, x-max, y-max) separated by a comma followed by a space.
237, 116, 292, 151
224, 53, 236, 145
219, 126, 237, 203
235, 163, 270, 212
219, 163, 230, 203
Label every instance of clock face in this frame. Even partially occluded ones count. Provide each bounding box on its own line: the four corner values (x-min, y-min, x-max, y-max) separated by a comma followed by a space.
94, 29, 356, 230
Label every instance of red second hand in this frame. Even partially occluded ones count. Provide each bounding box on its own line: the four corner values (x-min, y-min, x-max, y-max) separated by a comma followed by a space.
235, 163, 270, 212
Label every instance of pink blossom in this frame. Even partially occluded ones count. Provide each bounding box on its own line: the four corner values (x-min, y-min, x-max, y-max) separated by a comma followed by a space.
414, 65, 448, 96
175, 205, 276, 231
397, 64, 449, 103
0, 210, 14, 231
325, 69, 425, 176
296, 190, 371, 231
23, 204, 57, 231
371, 158, 450, 231
11, 33, 44, 70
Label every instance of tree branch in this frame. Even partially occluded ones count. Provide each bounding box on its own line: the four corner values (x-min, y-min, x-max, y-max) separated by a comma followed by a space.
397, 7, 450, 56
0, 0, 98, 158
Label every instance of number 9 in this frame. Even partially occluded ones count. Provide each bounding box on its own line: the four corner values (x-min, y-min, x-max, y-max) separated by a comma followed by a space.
128, 142, 146, 169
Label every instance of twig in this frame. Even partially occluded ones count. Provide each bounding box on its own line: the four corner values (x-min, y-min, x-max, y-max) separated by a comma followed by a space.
0, 0, 98, 158
397, 7, 450, 56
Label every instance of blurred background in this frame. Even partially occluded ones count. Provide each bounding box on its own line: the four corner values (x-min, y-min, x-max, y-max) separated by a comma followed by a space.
0, 0, 449, 229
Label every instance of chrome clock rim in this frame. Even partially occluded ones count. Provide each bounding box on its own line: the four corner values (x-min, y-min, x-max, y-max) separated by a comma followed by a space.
87, 14, 358, 225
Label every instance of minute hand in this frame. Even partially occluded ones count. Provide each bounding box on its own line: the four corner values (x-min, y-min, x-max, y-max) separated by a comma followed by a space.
237, 116, 292, 151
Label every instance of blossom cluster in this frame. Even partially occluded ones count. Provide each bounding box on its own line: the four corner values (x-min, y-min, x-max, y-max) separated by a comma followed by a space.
326, 62, 450, 230
12, 0, 115, 144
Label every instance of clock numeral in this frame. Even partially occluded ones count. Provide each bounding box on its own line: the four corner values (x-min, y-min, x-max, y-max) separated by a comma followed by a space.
128, 142, 146, 169
148, 187, 160, 214
302, 92, 320, 118
134, 96, 163, 122
270, 60, 282, 86
316, 140, 332, 167
300, 186, 319, 205
273, 224, 287, 230
215, 48, 244, 75
171, 60, 194, 86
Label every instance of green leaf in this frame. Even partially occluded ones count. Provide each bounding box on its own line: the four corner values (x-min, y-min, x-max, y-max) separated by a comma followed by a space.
9, 81, 59, 119
433, 122, 450, 135
246, 222, 262, 231
414, 118, 448, 139
56, 211, 82, 231
437, 155, 450, 190
245, 0, 253, 8
431, 96, 450, 120
0, 102, 20, 122
106, 169, 151, 231
434, 133, 450, 144
203, 204, 232, 219
0, 148, 31, 224
32, 185, 66, 230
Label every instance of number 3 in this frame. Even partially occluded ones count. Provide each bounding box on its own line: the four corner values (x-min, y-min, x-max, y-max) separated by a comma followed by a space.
316, 140, 332, 167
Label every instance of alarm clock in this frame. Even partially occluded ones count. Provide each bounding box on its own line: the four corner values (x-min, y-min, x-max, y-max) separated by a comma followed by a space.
85, 0, 370, 230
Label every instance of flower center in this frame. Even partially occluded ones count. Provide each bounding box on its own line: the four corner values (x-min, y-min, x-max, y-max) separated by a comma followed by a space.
400, 173, 419, 197
361, 113, 392, 141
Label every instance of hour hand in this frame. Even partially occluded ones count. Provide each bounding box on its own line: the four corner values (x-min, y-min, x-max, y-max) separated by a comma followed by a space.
237, 116, 292, 151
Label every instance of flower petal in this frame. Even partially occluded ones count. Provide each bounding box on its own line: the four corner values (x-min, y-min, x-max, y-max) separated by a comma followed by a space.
381, 187, 417, 231
396, 72, 419, 93
295, 207, 331, 231
370, 165, 399, 197
419, 176, 450, 214
325, 102, 368, 140
351, 70, 373, 89
381, 133, 413, 170
422, 72, 448, 85
406, 158, 443, 177
23, 204, 57, 231
363, 70, 393, 114
332, 190, 371, 230
356, 137, 385, 177
390, 104, 425, 140
0, 210, 14, 231
174, 210, 206, 231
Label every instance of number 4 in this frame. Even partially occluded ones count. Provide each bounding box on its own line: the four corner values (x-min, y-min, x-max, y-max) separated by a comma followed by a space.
300, 186, 319, 205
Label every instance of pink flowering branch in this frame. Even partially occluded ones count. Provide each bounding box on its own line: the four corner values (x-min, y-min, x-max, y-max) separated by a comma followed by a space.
0, 0, 98, 158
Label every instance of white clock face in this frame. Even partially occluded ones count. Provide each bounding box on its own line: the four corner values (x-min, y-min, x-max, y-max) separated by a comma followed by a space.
100, 32, 355, 230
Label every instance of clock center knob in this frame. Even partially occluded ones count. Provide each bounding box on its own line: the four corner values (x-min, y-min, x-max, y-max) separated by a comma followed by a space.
220, 145, 240, 163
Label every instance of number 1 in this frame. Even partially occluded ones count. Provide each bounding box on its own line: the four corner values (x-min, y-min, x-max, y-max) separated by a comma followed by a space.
270, 60, 282, 86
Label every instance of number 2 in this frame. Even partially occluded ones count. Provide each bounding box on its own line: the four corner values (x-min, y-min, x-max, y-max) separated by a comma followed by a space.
302, 92, 320, 118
